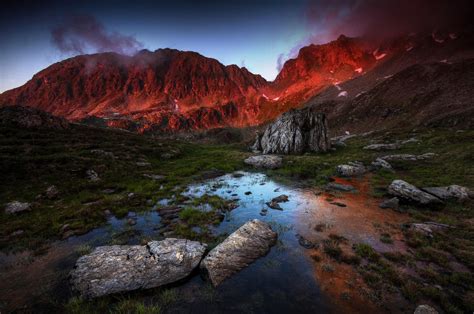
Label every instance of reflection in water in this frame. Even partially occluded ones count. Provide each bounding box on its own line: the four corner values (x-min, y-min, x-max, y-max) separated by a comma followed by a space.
0, 172, 407, 313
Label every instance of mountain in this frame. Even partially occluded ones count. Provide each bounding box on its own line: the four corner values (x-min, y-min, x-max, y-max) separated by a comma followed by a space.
302, 29, 474, 134
1, 30, 473, 132
0, 49, 268, 131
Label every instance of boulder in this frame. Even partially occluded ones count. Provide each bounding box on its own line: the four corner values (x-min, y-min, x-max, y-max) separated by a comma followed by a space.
86, 169, 100, 182
201, 219, 277, 286
422, 185, 471, 201
410, 222, 451, 238
381, 153, 436, 161
379, 197, 399, 210
252, 108, 330, 155
244, 155, 282, 169
70, 239, 206, 298
363, 143, 401, 151
414, 304, 438, 314
336, 161, 366, 177
5, 201, 31, 214
388, 180, 443, 206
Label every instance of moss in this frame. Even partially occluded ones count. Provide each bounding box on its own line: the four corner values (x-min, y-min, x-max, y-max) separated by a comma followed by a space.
353, 243, 380, 262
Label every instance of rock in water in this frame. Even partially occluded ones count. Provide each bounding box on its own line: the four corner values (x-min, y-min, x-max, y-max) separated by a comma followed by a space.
201, 219, 277, 286
388, 180, 443, 206
252, 108, 330, 154
244, 155, 282, 169
70, 239, 206, 298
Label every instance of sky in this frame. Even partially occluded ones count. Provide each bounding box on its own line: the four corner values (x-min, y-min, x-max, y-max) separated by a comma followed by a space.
0, 0, 312, 92
1, 0, 473, 93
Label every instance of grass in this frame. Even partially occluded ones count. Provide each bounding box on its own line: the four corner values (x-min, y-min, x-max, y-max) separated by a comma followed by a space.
2, 122, 474, 313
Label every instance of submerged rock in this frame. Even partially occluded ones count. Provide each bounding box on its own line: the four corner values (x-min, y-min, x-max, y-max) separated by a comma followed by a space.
70, 239, 206, 298
201, 219, 277, 286
266, 201, 283, 210
252, 108, 330, 154
336, 161, 366, 177
5, 201, 31, 214
422, 185, 471, 201
388, 180, 443, 206
244, 155, 282, 169
272, 195, 289, 203
325, 182, 357, 192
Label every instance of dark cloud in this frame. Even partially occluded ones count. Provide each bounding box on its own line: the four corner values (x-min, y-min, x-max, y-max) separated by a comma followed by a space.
51, 15, 143, 55
304, 0, 474, 43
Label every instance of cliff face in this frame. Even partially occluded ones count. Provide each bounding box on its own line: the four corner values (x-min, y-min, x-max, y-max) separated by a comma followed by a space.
0, 49, 268, 131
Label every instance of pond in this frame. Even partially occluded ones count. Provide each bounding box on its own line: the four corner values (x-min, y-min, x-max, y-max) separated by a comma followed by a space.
0, 171, 408, 313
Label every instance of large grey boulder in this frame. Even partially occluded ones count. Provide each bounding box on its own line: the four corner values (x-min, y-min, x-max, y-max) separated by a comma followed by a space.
201, 219, 277, 286
252, 108, 330, 154
422, 185, 471, 201
70, 239, 206, 298
5, 201, 31, 214
371, 158, 393, 171
388, 180, 443, 206
244, 155, 282, 169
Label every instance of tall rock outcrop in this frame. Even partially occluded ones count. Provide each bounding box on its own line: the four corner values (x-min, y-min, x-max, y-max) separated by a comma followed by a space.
252, 108, 330, 154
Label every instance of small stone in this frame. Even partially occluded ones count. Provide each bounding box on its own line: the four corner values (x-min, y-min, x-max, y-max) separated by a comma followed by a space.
297, 235, 316, 249
379, 197, 399, 210
244, 155, 283, 169
363, 143, 401, 151
127, 218, 137, 226
86, 169, 100, 182
143, 174, 165, 181
336, 162, 366, 177
45, 185, 59, 199
10, 229, 24, 237
414, 304, 438, 314
244, 191, 252, 195
136, 162, 151, 167
371, 158, 393, 171
5, 201, 31, 214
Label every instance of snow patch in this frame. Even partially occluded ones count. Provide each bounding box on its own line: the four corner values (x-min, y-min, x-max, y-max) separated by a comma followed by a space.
384, 75, 393, 79
449, 33, 457, 40
432, 32, 444, 43
333, 83, 342, 91
338, 91, 348, 97
262, 94, 269, 100
373, 49, 387, 60
406, 45, 414, 52
354, 67, 363, 73
355, 91, 366, 98
272, 97, 280, 101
